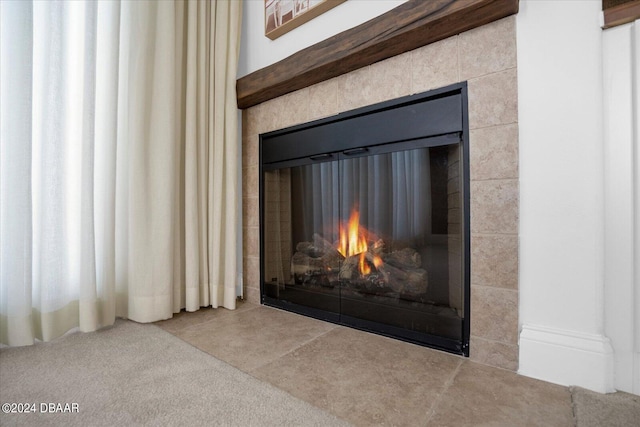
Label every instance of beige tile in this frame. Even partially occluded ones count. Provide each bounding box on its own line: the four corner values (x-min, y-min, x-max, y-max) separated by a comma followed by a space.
470, 124, 519, 180
243, 285, 260, 304
258, 93, 309, 133
373, 52, 412, 99
243, 226, 259, 257
258, 97, 283, 133
338, 54, 412, 112
154, 300, 258, 334
278, 88, 311, 129
173, 306, 336, 372
242, 133, 258, 169
243, 197, 259, 228
471, 234, 518, 289
259, 89, 311, 133
309, 77, 339, 120
471, 285, 518, 344
411, 36, 459, 94
468, 68, 518, 129
337, 66, 372, 112
427, 362, 573, 426
459, 16, 517, 81
243, 165, 258, 198
243, 105, 261, 139
243, 256, 260, 288
252, 327, 463, 426
469, 336, 518, 371
470, 179, 518, 234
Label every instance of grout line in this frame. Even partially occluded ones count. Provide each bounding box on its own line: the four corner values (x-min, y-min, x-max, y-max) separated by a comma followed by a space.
469, 122, 519, 132
469, 334, 518, 347
423, 358, 465, 426
465, 65, 518, 84
247, 323, 339, 375
466, 358, 521, 377
469, 120, 519, 132
245, 306, 341, 374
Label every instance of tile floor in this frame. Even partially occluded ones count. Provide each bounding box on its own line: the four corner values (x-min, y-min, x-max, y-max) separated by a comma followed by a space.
155, 301, 575, 426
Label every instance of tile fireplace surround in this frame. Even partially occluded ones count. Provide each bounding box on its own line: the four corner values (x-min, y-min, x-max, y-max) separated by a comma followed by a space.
242, 17, 518, 371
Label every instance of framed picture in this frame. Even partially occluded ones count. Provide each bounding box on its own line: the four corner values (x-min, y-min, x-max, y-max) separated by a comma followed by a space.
265, 0, 347, 40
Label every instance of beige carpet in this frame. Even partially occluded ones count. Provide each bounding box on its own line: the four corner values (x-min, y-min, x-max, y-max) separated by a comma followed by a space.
572, 386, 640, 427
0, 320, 348, 426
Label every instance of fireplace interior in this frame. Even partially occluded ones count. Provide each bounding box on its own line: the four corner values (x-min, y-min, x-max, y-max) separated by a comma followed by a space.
260, 84, 470, 355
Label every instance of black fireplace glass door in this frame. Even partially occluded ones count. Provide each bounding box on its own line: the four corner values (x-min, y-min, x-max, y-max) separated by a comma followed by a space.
337, 144, 464, 344
262, 160, 342, 316
262, 139, 464, 346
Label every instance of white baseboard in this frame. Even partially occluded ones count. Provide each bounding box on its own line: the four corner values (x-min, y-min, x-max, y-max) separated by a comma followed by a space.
519, 324, 615, 393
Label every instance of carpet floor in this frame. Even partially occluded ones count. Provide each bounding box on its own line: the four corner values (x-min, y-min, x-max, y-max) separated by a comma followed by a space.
571, 386, 640, 427
0, 320, 347, 426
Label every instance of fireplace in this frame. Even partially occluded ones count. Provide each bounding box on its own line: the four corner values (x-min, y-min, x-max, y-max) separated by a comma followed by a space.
260, 84, 470, 355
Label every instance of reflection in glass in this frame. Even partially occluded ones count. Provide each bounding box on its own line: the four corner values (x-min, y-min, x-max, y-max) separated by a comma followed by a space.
263, 144, 463, 342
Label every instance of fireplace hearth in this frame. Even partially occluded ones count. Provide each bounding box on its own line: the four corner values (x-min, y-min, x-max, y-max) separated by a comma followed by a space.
260, 84, 470, 355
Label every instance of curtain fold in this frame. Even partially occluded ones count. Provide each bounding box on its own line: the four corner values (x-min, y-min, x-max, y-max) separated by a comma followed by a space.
0, 0, 34, 347
0, 0, 242, 346
296, 152, 432, 245
210, 0, 242, 309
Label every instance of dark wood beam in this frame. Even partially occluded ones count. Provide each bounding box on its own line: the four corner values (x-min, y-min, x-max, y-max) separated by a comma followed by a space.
236, 0, 519, 110
603, 0, 640, 29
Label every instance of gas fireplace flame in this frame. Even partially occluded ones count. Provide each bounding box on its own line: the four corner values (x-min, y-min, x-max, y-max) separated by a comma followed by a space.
337, 209, 383, 276
359, 253, 371, 275
337, 210, 367, 258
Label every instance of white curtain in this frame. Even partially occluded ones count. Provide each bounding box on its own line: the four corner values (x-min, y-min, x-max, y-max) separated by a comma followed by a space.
0, 0, 242, 346
294, 151, 432, 244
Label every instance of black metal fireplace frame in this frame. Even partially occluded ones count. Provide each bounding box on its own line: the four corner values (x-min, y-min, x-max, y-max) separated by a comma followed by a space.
258, 82, 470, 356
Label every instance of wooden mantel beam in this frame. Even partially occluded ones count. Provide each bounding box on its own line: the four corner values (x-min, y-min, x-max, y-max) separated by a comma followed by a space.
236, 0, 519, 110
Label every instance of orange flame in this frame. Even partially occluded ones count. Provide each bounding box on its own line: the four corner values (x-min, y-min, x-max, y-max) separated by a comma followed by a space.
337, 210, 368, 258
373, 255, 383, 269
359, 253, 371, 275
337, 209, 383, 276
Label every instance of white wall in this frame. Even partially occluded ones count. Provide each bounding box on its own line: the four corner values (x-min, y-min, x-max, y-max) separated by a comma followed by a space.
237, 0, 407, 77
602, 20, 640, 394
517, 0, 615, 393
